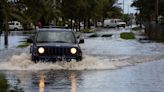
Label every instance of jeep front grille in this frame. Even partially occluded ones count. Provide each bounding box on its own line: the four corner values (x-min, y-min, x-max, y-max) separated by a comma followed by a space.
43, 47, 70, 56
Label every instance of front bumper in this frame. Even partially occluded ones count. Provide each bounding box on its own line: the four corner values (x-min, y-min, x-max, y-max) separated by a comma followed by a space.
118, 24, 126, 27
33, 55, 82, 61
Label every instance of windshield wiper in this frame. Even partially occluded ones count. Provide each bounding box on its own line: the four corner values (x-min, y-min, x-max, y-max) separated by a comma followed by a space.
52, 41, 68, 43
37, 41, 49, 43
37, 41, 70, 43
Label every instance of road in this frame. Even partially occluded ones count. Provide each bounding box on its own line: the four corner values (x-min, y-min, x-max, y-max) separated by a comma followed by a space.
1, 59, 163, 92
0, 27, 164, 92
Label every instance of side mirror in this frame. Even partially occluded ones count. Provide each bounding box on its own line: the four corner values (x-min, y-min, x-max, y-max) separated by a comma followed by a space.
27, 36, 33, 43
27, 35, 34, 43
27, 37, 33, 43
79, 39, 84, 44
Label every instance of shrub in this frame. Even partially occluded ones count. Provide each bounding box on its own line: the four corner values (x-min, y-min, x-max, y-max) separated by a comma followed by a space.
17, 42, 31, 48
120, 32, 135, 39
0, 74, 8, 92
80, 29, 94, 33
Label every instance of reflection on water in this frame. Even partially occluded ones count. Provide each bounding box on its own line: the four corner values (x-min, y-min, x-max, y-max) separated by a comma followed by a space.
69, 72, 77, 92
39, 72, 45, 92
4, 70, 79, 92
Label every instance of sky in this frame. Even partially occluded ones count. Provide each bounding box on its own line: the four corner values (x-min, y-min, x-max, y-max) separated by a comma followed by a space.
118, 0, 137, 14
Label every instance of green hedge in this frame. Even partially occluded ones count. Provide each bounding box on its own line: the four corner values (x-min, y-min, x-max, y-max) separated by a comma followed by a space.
17, 42, 31, 48
0, 74, 8, 92
120, 32, 135, 39
80, 28, 94, 33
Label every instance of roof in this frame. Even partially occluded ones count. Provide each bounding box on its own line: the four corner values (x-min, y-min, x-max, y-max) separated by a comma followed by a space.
37, 28, 73, 32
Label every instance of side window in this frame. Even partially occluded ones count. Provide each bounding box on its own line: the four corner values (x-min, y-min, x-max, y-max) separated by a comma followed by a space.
9, 23, 14, 25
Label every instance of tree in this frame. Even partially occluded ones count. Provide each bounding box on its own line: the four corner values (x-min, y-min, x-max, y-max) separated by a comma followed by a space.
0, 0, 27, 46
22, 0, 60, 26
131, 0, 164, 21
61, 0, 122, 29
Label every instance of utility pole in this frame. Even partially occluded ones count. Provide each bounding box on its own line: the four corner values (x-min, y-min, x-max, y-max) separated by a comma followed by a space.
123, 0, 124, 13
156, 0, 159, 24
128, 5, 130, 14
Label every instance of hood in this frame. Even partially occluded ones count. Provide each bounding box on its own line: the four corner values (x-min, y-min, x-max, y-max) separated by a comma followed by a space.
118, 22, 126, 25
36, 43, 78, 48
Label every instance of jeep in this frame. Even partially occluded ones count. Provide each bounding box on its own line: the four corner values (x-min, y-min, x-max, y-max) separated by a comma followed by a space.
28, 28, 84, 62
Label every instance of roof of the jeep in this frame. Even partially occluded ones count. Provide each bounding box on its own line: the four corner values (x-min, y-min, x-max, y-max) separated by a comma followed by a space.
37, 28, 73, 32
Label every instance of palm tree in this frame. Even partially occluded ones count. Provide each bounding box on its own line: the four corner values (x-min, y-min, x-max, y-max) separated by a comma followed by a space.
0, 0, 28, 47
22, 0, 60, 26
0, 0, 13, 46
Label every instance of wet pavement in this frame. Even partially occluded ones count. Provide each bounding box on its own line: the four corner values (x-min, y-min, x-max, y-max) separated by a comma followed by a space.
2, 59, 164, 92
0, 28, 164, 92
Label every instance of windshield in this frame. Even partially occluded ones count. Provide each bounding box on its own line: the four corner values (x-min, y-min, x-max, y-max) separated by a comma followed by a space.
116, 19, 123, 22
36, 31, 76, 43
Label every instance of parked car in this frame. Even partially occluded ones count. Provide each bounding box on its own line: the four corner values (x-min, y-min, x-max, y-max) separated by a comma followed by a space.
28, 27, 84, 62
8, 21, 23, 31
115, 19, 126, 28
104, 19, 117, 28
97, 22, 102, 27
103, 19, 126, 28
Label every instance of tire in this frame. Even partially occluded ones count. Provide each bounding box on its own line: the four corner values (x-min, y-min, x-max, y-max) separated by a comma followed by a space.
66, 59, 71, 62
76, 56, 82, 62
31, 55, 38, 63
14, 28, 18, 31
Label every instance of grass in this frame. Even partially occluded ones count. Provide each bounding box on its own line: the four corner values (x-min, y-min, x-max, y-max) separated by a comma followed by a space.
17, 42, 31, 48
0, 74, 8, 92
120, 32, 135, 40
80, 28, 94, 33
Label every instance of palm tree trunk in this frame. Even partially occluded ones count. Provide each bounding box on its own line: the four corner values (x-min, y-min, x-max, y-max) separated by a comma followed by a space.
78, 20, 80, 31
4, 20, 8, 48
87, 18, 90, 29
84, 18, 86, 29
4, 31, 8, 47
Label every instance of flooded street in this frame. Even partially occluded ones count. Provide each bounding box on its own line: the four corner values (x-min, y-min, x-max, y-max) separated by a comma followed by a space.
0, 28, 164, 92
0, 35, 27, 50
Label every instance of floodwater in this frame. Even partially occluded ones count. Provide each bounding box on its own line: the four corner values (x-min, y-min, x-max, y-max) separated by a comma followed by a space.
0, 28, 164, 92
0, 31, 29, 49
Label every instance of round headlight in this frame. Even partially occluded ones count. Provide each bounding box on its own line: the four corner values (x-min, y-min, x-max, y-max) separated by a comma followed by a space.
38, 47, 45, 54
70, 48, 77, 54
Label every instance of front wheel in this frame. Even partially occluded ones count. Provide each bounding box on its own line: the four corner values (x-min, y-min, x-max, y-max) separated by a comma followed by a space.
14, 28, 18, 31
76, 56, 82, 62
31, 55, 39, 63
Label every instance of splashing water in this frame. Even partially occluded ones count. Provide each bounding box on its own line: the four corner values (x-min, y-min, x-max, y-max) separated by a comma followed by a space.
1, 29, 164, 71
0, 51, 164, 71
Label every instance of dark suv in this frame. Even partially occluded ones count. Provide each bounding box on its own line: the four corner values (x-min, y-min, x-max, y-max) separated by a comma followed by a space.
28, 28, 84, 62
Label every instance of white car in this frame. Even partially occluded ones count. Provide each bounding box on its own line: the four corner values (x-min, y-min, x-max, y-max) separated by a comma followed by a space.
97, 22, 102, 27
115, 19, 126, 28
8, 21, 23, 31
103, 19, 126, 28
104, 19, 117, 28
